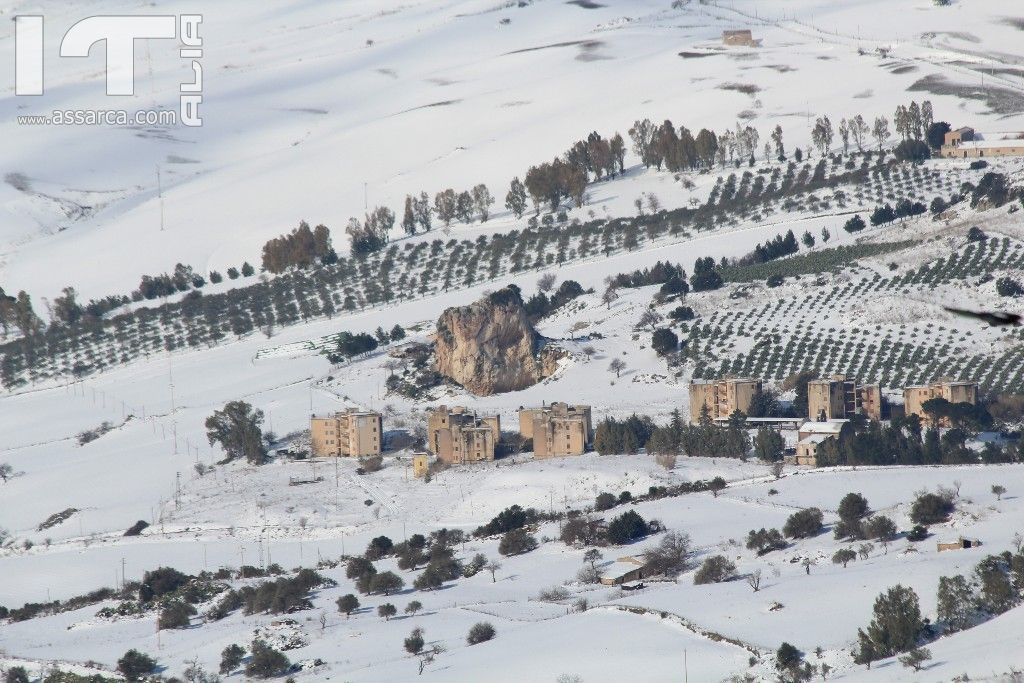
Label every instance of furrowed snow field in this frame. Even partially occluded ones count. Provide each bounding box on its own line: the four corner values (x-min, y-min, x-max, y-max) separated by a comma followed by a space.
2, 0, 1024, 301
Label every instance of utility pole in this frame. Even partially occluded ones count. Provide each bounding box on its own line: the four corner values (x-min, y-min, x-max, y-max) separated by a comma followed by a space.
157, 165, 165, 231
121, 557, 127, 589
175, 471, 181, 507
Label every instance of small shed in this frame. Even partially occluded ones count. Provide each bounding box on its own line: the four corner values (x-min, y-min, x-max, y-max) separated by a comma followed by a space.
412, 452, 430, 478
791, 433, 833, 467
599, 555, 653, 586
937, 537, 981, 552
722, 30, 757, 47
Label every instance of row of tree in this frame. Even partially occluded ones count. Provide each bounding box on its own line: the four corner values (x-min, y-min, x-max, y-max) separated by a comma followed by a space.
261, 221, 335, 273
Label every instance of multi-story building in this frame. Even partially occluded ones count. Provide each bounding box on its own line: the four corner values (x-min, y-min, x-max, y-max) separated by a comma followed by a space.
310, 409, 382, 457
519, 402, 593, 458
427, 405, 500, 465
904, 380, 979, 423
688, 378, 762, 423
807, 374, 882, 422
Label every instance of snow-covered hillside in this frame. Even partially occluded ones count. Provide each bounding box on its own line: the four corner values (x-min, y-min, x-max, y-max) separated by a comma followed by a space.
4, 1, 1024, 681
3, 0, 1024, 301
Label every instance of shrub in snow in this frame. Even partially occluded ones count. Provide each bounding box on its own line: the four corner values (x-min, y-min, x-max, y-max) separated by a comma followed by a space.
606, 510, 648, 545
220, 644, 245, 674
404, 627, 425, 654
467, 622, 496, 645
245, 640, 290, 678
139, 567, 190, 603
4, 667, 30, 683
369, 571, 404, 596
783, 508, 823, 539
910, 491, 954, 526
336, 594, 359, 617
158, 600, 196, 629
117, 650, 156, 682
832, 549, 857, 568
498, 528, 538, 556
693, 555, 736, 585
855, 585, 923, 661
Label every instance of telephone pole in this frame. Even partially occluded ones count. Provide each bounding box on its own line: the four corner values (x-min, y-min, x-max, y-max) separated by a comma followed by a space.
156, 165, 165, 231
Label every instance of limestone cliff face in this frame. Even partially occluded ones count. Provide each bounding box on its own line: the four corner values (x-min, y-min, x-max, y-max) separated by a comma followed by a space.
434, 286, 555, 396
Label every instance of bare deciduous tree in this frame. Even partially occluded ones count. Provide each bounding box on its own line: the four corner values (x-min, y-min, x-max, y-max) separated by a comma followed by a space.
636, 309, 663, 331
644, 530, 693, 577
601, 286, 619, 310
537, 272, 557, 293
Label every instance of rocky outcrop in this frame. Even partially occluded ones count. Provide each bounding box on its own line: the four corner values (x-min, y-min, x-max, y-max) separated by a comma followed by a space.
434, 286, 556, 395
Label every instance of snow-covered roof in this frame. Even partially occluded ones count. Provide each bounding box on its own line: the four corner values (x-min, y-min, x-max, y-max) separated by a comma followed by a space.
798, 434, 833, 446
798, 420, 847, 435
600, 555, 647, 581
957, 139, 1024, 150
716, 416, 801, 423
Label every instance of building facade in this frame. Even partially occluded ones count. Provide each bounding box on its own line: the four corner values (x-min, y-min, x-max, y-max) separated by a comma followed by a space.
427, 405, 500, 465
941, 127, 1024, 158
599, 555, 655, 586
310, 410, 382, 457
519, 402, 593, 458
412, 452, 430, 478
903, 380, 979, 423
807, 374, 882, 422
791, 420, 848, 467
688, 378, 762, 423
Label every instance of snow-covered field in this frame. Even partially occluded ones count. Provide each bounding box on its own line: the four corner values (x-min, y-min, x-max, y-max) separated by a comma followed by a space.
3, 0, 1024, 302
4, 0, 1024, 680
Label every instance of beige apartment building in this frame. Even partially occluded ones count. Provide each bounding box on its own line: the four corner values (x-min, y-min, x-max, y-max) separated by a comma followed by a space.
904, 380, 979, 423
519, 402, 593, 458
427, 405, 500, 465
807, 374, 882, 422
310, 409, 383, 457
688, 378, 762, 423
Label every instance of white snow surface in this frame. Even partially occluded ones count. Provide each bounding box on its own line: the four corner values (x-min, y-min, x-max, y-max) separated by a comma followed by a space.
2, 0, 1024, 301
